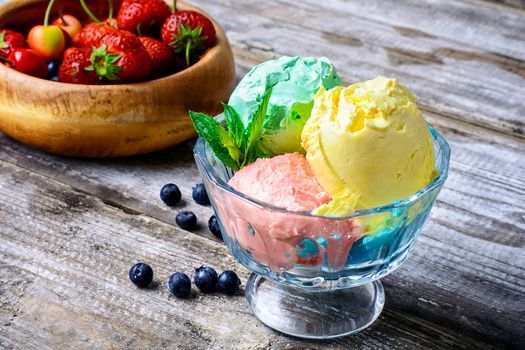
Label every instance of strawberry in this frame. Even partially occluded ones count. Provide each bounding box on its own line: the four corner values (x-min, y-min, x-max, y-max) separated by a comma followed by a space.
77, 19, 118, 48
117, 0, 171, 35
139, 36, 179, 76
77, 0, 119, 47
86, 30, 152, 83
58, 47, 100, 84
161, 3, 217, 67
0, 29, 27, 59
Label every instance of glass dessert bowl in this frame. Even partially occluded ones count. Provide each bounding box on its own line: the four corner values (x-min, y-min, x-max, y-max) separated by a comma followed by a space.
194, 117, 450, 339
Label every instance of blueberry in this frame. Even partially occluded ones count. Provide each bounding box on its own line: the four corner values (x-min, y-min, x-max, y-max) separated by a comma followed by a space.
176, 211, 197, 230
168, 272, 191, 298
129, 262, 153, 288
51, 76, 59, 82
192, 183, 210, 205
47, 61, 60, 80
194, 266, 218, 293
208, 215, 222, 239
218, 271, 241, 296
160, 183, 182, 206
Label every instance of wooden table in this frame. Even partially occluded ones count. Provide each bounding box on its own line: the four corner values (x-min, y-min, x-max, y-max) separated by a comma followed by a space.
1, 0, 524, 349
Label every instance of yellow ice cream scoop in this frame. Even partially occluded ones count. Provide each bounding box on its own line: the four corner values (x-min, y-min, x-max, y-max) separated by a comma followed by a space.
301, 76, 437, 216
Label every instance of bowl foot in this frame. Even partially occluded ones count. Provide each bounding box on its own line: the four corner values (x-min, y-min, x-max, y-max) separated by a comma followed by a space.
245, 273, 384, 339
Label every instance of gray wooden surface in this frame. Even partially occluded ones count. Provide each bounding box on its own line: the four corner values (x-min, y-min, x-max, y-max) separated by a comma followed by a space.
1, 0, 525, 349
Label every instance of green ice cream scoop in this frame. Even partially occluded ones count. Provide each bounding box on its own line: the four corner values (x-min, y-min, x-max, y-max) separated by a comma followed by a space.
228, 56, 342, 155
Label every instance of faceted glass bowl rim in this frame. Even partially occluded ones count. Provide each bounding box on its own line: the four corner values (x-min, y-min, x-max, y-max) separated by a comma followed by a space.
193, 114, 451, 220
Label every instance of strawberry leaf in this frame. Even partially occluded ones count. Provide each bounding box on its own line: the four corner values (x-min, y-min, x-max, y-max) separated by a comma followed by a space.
223, 103, 245, 146
86, 44, 123, 81
0, 33, 9, 49
189, 111, 240, 171
240, 87, 272, 166
170, 24, 208, 66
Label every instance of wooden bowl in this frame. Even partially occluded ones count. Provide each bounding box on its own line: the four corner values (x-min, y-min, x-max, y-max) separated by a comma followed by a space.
0, 0, 236, 157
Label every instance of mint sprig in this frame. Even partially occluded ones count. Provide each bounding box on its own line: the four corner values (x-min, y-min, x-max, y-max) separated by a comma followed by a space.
190, 87, 273, 171
189, 112, 240, 170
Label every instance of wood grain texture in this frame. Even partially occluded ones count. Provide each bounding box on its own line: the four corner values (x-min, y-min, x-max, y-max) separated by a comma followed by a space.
0, 112, 524, 348
472, 0, 525, 10
0, 160, 497, 350
195, 0, 525, 139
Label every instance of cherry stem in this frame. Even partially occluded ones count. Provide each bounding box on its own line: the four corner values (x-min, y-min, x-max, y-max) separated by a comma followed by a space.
79, 0, 101, 23
57, 0, 67, 25
136, 23, 142, 36
44, 0, 58, 26
108, 0, 113, 19
173, 0, 177, 11
185, 39, 191, 67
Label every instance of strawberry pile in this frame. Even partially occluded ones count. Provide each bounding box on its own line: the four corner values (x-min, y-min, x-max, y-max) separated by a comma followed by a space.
0, 0, 217, 84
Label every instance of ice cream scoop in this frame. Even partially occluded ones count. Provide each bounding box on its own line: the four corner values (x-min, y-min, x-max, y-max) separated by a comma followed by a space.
228, 56, 342, 156
228, 152, 330, 211
222, 153, 362, 269
302, 76, 437, 216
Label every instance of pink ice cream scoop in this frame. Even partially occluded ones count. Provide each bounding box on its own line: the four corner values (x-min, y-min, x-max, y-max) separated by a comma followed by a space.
216, 153, 363, 270
228, 152, 331, 211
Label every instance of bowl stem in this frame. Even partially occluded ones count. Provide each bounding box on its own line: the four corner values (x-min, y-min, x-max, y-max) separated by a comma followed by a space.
245, 273, 385, 339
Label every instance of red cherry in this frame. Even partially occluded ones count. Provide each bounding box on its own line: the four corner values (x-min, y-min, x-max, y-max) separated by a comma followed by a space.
6, 48, 48, 79
52, 14, 82, 39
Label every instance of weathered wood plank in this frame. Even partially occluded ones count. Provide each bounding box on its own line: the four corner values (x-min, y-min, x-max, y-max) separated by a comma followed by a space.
0, 160, 496, 349
283, 0, 525, 60
195, 0, 525, 139
468, 0, 525, 10
1, 104, 524, 348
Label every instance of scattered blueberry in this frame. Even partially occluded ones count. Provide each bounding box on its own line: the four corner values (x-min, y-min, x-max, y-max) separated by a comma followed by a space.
51, 76, 59, 82
168, 272, 191, 298
160, 183, 182, 206
176, 211, 197, 230
208, 215, 222, 239
129, 262, 153, 288
47, 60, 60, 80
194, 266, 218, 293
218, 271, 241, 296
192, 183, 210, 205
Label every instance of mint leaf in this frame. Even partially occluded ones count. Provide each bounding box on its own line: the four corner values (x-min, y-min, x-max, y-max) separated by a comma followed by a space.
189, 111, 240, 170
240, 87, 273, 165
223, 103, 245, 146
217, 126, 242, 165
190, 87, 273, 170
